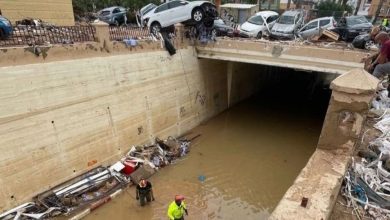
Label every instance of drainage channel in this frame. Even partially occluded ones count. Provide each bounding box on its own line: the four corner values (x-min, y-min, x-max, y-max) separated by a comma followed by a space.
76, 68, 335, 220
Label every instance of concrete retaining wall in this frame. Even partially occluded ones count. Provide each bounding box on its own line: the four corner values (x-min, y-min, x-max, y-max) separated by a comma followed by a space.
0, 45, 265, 212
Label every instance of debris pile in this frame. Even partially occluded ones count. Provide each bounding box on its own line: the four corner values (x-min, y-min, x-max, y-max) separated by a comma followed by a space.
0, 136, 196, 219
340, 79, 390, 219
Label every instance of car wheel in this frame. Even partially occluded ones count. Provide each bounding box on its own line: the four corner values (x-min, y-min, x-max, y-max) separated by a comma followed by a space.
113, 19, 120, 27
150, 22, 161, 37
0, 28, 5, 40
192, 8, 204, 23
256, 31, 262, 39
364, 40, 374, 50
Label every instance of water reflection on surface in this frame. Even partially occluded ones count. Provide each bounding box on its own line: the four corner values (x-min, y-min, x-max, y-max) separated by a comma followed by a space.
85, 79, 330, 220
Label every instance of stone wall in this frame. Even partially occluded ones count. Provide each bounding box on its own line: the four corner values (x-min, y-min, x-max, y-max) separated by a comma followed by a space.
0, 0, 74, 25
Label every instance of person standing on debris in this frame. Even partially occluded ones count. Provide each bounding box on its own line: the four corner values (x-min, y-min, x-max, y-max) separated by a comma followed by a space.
136, 178, 155, 206
370, 32, 390, 78
361, 26, 381, 72
167, 195, 188, 220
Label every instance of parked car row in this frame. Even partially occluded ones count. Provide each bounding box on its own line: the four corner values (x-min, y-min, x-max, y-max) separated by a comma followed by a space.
237, 9, 373, 42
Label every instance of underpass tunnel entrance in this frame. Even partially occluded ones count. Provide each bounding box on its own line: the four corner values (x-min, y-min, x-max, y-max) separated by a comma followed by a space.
83, 61, 341, 220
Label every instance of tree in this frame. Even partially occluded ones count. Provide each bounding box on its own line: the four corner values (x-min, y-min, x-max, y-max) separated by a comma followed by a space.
372, 0, 385, 24
354, 0, 362, 15
287, 0, 291, 9
316, 0, 353, 17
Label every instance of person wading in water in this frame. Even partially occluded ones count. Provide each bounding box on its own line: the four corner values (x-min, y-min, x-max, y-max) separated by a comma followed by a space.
135, 178, 155, 206
167, 195, 188, 220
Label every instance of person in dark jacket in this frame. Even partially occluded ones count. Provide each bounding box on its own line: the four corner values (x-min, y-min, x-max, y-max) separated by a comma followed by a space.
136, 178, 155, 206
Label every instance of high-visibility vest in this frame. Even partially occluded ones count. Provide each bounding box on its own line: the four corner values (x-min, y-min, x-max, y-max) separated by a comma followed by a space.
383, 18, 389, 27
167, 201, 186, 220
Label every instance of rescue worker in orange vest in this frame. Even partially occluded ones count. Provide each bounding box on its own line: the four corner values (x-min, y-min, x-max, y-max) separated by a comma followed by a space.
167, 195, 188, 220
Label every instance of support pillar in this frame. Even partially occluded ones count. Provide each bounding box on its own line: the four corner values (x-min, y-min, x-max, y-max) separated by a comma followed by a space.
92, 21, 112, 52
227, 62, 234, 108
317, 68, 379, 151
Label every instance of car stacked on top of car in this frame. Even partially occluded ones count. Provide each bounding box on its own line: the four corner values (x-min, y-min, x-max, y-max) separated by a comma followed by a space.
140, 0, 217, 35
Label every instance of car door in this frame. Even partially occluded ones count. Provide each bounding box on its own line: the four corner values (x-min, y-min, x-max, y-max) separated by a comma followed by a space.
298, 20, 319, 39
168, 1, 187, 24
153, 3, 170, 27
336, 18, 347, 35
112, 8, 123, 23
266, 15, 279, 30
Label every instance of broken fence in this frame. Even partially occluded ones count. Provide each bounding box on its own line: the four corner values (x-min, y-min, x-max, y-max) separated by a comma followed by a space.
109, 26, 152, 41
0, 25, 96, 47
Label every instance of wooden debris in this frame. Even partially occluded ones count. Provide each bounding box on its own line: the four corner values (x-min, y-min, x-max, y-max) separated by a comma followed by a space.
322, 29, 339, 41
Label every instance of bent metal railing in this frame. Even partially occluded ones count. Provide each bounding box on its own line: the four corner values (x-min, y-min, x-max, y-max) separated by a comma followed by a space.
109, 26, 152, 41
0, 25, 96, 47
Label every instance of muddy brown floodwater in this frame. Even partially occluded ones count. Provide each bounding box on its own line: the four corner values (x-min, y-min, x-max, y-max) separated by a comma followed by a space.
84, 85, 329, 220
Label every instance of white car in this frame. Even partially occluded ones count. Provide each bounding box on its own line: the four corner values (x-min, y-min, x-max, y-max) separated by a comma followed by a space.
141, 0, 217, 34
239, 11, 279, 39
298, 17, 337, 39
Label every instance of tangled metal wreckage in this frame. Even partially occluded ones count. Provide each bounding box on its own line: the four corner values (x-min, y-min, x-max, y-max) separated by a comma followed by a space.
341, 79, 390, 219
0, 136, 196, 220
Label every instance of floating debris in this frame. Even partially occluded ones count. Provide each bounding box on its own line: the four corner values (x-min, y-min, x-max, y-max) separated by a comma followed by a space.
0, 135, 197, 219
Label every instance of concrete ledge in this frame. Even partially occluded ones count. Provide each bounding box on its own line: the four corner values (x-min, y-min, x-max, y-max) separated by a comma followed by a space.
270, 143, 353, 220
196, 39, 368, 74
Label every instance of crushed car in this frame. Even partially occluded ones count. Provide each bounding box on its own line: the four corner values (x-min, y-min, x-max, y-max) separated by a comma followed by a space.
270, 9, 305, 39
140, 0, 217, 35
213, 18, 234, 37
238, 11, 279, 39
333, 15, 373, 41
0, 15, 12, 40
297, 16, 337, 39
98, 6, 127, 26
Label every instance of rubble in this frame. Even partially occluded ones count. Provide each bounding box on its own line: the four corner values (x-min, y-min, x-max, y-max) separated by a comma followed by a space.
0, 135, 196, 219
339, 78, 390, 219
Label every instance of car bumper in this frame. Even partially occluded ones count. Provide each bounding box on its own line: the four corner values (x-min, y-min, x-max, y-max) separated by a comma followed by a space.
98, 17, 115, 25
239, 30, 256, 38
270, 32, 294, 39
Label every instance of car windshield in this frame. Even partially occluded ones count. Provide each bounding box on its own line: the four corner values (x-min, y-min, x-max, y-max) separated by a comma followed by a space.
141, 4, 157, 15
100, 11, 110, 16
248, 15, 264, 25
346, 16, 369, 26
278, 15, 295, 24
